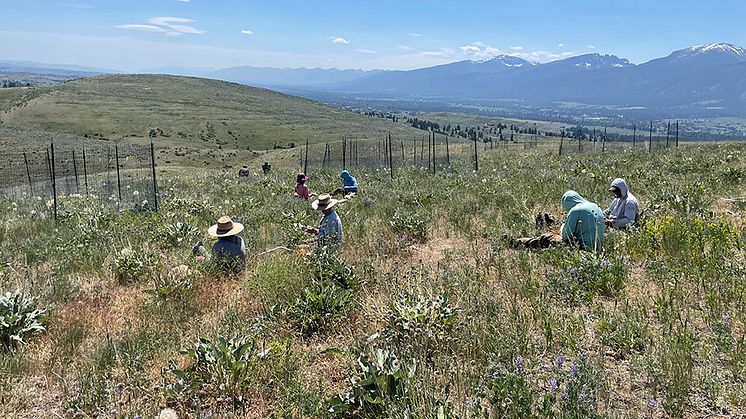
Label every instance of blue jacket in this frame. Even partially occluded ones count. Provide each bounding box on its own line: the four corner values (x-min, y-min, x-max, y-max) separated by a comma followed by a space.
340, 170, 358, 193
560, 190, 605, 251
319, 210, 343, 248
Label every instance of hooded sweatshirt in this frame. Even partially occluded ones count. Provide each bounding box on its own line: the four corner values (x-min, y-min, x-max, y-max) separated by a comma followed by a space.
340, 170, 359, 193
560, 190, 605, 251
604, 178, 639, 229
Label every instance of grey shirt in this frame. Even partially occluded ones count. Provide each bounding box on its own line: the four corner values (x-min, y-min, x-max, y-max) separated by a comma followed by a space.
318, 211, 343, 248
212, 236, 246, 271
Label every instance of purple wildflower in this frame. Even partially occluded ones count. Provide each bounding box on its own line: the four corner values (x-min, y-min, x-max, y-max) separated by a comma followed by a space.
516, 355, 524, 371
647, 399, 657, 409
568, 267, 577, 276
599, 259, 608, 268
550, 378, 558, 392
561, 391, 568, 401
557, 354, 565, 368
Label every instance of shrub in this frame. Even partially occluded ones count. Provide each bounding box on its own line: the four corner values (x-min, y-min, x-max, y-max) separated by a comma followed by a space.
389, 210, 428, 244
598, 303, 651, 359
328, 344, 411, 416
160, 221, 200, 248
306, 247, 358, 289
0, 290, 47, 349
113, 247, 160, 285
385, 292, 458, 359
285, 280, 354, 337
546, 253, 628, 304
164, 333, 264, 408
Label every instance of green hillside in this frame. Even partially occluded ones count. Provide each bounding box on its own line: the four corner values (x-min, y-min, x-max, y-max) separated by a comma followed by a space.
0, 74, 420, 150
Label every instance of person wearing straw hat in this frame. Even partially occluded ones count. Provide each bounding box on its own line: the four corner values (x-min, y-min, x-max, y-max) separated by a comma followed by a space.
304, 194, 345, 248
192, 216, 247, 272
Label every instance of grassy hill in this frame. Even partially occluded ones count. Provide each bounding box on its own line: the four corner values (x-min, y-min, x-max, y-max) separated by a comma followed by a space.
0, 74, 420, 150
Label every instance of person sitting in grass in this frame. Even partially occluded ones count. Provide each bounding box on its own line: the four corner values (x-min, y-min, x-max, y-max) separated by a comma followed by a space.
262, 161, 271, 175
512, 190, 605, 252
294, 173, 315, 200
332, 170, 358, 197
304, 194, 345, 249
604, 178, 639, 229
238, 165, 250, 177
192, 216, 247, 272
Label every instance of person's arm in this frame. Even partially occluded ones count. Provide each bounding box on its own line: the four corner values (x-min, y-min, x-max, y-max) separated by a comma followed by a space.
561, 210, 578, 242
612, 201, 638, 228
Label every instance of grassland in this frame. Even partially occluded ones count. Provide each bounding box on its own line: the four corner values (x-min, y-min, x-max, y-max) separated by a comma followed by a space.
0, 74, 422, 150
1, 140, 745, 418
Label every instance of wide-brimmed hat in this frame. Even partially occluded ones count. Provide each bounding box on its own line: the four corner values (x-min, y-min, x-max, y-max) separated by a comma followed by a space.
312, 194, 345, 211
207, 216, 244, 237
296, 173, 308, 183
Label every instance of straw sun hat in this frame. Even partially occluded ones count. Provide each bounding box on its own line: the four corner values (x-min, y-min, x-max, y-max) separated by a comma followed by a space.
207, 216, 244, 238
312, 194, 345, 211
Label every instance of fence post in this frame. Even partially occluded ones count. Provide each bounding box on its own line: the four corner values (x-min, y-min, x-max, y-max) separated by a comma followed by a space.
666, 121, 671, 148
445, 134, 450, 166
473, 131, 479, 171
388, 133, 394, 179
427, 131, 432, 171
50, 143, 58, 220
304, 138, 309, 174
45, 148, 52, 183
23, 152, 34, 195
82, 147, 89, 196
323, 143, 328, 169
342, 138, 347, 170
648, 121, 653, 153
72, 150, 80, 193
400, 141, 404, 162
578, 131, 582, 153
115, 142, 122, 203
602, 127, 606, 153
632, 124, 636, 148
412, 137, 416, 164
675, 120, 679, 147
420, 134, 425, 165
432, 132, 436, 175
559, 129, 565, 156
150, 138, 159, 212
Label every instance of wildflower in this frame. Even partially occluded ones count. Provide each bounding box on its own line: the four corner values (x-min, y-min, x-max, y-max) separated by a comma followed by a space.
561, 391, 568, 401
557, 354, 565, 368
133, 191, 140, 197
567, 267, 577, 276
550, 378, 558, 392
515, 355, 524, 371
599, 259, 608, 268
647, 399, 657, 409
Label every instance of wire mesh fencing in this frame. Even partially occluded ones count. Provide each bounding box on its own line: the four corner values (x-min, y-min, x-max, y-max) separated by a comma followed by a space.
0, 140, 158, 219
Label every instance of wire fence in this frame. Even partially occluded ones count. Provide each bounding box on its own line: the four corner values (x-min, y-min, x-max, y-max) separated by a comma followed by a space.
0, 140, 158, 219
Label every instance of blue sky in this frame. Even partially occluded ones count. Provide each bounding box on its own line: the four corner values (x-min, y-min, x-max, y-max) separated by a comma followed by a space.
2, 0, 746, 71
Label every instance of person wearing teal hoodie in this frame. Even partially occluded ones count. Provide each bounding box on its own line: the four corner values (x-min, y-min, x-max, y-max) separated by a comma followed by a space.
332, 170, 359, 196
512, 190, 605, 251
560, 190, 605, 251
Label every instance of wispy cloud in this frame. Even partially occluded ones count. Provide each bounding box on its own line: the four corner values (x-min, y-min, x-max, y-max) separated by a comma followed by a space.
408, 33, 423, 37
240, 29, 253, 35
558, 43, 564, 47
330, 37, 349, 44
510, 46, 523, 51
176, 0, 190, 2
354, 48, 377, 54
398, 45, 413, 50
116, 16, 204, 37
587, 45, 596, 49
459, 42, 504, 58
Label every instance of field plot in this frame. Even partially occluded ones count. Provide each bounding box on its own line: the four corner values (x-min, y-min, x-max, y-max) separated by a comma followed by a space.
0, 142, 744, 418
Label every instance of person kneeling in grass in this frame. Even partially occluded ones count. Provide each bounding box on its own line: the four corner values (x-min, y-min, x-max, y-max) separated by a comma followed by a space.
604, 178, 639, 229
304, 194, 345, 250
293, 173, 316, 200
331, 170, 358, 198
192, 216, 247, 273
512, 190, 605, 252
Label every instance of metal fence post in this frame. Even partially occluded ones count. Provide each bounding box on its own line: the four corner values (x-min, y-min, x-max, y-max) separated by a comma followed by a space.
82, 147, 89, 196
72, 150, 80, 193
50, 143, 57, 220
150, 138, 159, 212
115, 142, 122, 203
23, 152, 33, 195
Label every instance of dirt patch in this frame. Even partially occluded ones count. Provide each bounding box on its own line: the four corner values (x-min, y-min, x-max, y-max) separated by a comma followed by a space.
411, 237, 473, 264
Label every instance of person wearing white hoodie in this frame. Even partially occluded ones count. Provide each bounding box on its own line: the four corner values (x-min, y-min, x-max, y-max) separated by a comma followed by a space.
604, 178, 639, 229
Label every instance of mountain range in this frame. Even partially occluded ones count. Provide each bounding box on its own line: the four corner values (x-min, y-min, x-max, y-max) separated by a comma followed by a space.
3, 43, 746, 115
